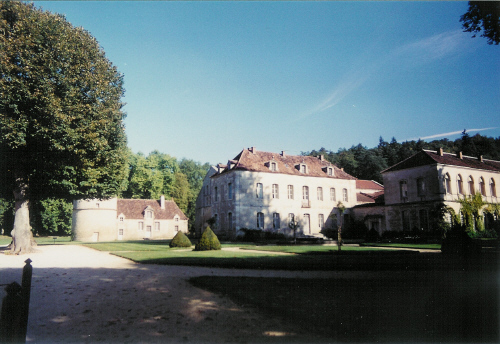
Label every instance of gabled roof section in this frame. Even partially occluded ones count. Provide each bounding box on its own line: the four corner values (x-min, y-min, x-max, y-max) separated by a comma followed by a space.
381, 149, 500, 174
213, 148, 356, 180
117, 199, 188, 220
356, 191, 385, 204
356, 180, 384, 191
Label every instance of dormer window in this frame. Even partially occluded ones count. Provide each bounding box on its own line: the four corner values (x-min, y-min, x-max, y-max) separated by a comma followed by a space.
323, 166, 334, 176
297, 163, 307, 174
271, 162, 277, 172
144, 206, 154, 219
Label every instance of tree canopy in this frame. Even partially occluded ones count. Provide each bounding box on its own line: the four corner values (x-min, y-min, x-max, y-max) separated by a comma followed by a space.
460, 1, 500, 45
0, 1, 128, 252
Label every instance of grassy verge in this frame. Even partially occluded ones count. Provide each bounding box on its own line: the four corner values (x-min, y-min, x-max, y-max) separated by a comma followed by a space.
240, 245, 383, 254
360, 242, 441, 250
0, 235, 73, 246
189, 273, 498, 342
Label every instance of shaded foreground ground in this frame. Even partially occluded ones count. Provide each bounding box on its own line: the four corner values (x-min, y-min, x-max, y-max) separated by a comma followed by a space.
1, 244, 498, 343
191, 271, 499, 342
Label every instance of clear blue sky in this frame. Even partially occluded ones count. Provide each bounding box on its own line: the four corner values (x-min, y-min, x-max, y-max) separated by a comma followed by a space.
35, 1, 499, 165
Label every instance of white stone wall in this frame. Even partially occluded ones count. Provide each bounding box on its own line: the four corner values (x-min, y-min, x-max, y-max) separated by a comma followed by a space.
73, 198, 189, 241
204, 169, 357, 238
72, 198, 118, 242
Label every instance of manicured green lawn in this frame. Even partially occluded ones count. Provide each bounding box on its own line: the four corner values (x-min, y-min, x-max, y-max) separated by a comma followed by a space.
82, 240, 498, 271
0, 235, 73, 246
361, 242, 441, 250
241, 245, 384, 254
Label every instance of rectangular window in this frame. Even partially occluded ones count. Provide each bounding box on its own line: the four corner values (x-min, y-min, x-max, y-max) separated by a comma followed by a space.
317, 187, 323, 201
417, 178, 425, 196
400, 181, 408, 201
271, 162, 277, 171
138, 222, 144, 231
228, 183, 233, 200
273, 213, 280, 229
419, 209, 429, 231
342, 188, 348, 202
272, 184, 279, 199
175, 226, 179, 232
154, 222, 160, 231
214, 186, 219, 202
228, 212, 233, 230
256, 183, 263, 198
330, 188, 336, 202
402, 210, 410, 231
318, 214, 324, 228
146, 210, 153, 218
288, 213, 295, 227
257, 212, 264, 229
287, 185, 294, 199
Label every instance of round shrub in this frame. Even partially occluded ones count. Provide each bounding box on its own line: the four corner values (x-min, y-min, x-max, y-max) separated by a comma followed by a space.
169, 231, 192, 248
194, 226, 221, 251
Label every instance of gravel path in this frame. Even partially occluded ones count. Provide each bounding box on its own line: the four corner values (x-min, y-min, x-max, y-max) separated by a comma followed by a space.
1, 244, 374, 343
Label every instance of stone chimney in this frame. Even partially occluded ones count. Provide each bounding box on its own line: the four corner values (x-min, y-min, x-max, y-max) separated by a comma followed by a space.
438, 147, 443, 156
249, 147, 256, 153
281, 151, 286, 157
319, 155, 324, 161
160, 195, 165, 209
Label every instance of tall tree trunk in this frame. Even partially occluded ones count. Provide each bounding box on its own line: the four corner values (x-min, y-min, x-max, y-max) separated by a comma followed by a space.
10, 176, 36, 254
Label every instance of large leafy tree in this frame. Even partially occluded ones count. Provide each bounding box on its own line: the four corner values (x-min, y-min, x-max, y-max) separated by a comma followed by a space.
460, 1, 500, 45
0, 2, 128, 253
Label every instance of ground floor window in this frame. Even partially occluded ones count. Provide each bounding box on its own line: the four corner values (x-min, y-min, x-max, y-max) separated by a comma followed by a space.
155, 222, 160, 231
419, 209, 429, 231
318, 214, 324, 228
138, 222, 144, 231
402, 211, 410, 232
257, 212, 264, 229
273, 213, 280, 229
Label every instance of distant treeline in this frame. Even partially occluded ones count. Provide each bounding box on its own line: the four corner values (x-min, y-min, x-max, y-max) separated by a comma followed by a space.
302, 132, 500, 184
0, 150, 210, 237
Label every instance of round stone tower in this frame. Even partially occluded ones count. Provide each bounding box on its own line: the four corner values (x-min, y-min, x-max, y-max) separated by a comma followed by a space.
72, 198, 118, 242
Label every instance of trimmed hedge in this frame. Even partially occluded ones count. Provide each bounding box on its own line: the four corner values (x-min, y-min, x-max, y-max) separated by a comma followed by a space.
169, 231, 192, 248
194, 226, 221, 251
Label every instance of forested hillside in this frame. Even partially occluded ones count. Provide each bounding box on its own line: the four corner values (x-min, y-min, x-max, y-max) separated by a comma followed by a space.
302, 132, 500, 184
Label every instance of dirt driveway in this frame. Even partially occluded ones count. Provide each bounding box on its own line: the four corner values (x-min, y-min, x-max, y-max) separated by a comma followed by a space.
1, 244, 370, 343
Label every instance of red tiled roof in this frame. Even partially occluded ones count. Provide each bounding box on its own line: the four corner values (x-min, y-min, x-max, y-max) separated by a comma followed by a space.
214, 148, 356, 180
117, 199, 187, 220
356, 191, 385, 204
356, 180, 384, 190
382, 150, 500, 173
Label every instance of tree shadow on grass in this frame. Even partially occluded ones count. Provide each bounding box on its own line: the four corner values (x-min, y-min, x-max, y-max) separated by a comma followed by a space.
190, 271, 499, 343
129, 251, 499, 272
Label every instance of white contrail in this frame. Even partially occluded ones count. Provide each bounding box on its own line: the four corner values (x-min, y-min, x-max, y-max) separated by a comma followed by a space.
409, 127, 498, 141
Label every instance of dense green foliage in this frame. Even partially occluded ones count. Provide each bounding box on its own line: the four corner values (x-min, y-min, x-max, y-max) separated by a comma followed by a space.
0, 1, 128, 202
0, 2, 128, 252
460, 1, 500, 45
123, 150, 210, 233
169, 230, 192, 248
194, 226, 221, 251
303, 133, 500, 184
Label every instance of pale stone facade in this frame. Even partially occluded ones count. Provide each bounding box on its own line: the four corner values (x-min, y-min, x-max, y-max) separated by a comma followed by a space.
72, 196, 188, 242
197, 147, 499, 237
381, 149, 499, 233
195, 148, 360, 239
